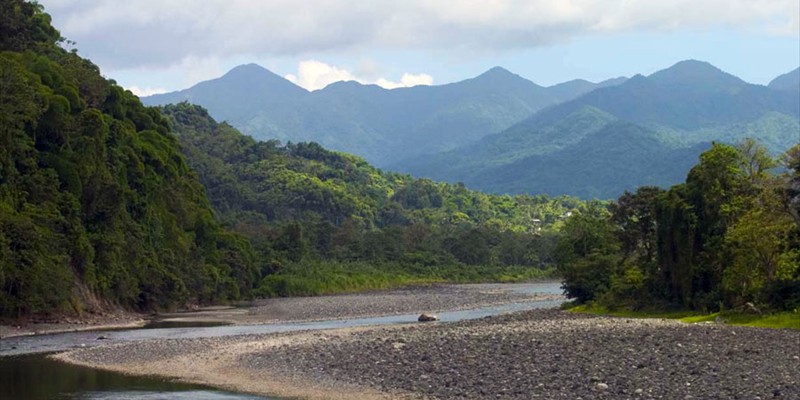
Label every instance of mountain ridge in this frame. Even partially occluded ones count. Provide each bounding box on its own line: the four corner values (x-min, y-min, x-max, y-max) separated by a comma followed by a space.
143, 63, 628, 166
391, 60, 799, 198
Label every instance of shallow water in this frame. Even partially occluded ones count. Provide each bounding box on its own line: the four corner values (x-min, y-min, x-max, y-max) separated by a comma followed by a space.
0, 354, 266, 400
0, 282, 562, 399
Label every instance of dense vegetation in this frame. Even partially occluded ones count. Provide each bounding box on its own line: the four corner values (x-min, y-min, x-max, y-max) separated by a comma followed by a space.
0, 1, 258, 317
558, 140, 800, 314
162, 103, 586, 296
397, 61, 799, 198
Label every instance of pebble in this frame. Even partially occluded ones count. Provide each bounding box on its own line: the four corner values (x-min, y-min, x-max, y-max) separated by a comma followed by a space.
243, 309, 800, 399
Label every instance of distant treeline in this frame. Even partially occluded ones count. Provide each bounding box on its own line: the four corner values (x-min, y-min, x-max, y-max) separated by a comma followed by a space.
558, 140, 800, 312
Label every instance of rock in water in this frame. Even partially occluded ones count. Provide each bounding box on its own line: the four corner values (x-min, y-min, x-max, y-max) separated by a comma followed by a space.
418, 313, 439, 322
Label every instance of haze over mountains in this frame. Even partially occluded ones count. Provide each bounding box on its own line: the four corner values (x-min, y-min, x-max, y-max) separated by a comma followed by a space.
143, 65, 626, 165
145, 61, 800, 199
396, 60, 800, 198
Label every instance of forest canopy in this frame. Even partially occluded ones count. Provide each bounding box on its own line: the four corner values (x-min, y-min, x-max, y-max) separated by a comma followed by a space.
0, 0, 257, 317
557, 140, 800, 312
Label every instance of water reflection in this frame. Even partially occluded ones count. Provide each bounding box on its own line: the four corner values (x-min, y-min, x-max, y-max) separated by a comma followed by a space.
0, 355, 265, 399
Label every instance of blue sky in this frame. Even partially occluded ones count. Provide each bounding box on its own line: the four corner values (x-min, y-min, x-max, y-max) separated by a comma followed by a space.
40, 0, 799, 95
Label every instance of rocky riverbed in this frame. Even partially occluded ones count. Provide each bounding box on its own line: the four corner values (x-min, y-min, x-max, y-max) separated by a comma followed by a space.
58, 308, 800, 399
154, 283, 562, 325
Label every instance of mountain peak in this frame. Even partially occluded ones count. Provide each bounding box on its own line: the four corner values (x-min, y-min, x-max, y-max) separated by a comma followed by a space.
649, 60, 746, 89
477, 66, 517, 79
467, 66, 543, 90
221, 63, 283, 81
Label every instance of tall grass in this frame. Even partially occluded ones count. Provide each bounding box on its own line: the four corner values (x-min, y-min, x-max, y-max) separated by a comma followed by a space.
569, 303, 800, 330
254, 261, 557, 297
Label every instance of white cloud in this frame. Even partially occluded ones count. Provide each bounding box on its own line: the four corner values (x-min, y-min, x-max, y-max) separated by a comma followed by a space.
40, 0, 799, 70
285, 60, 358, 91
285, 60, 433, 91
126, 86, 168, 97
375, 73, 434, 89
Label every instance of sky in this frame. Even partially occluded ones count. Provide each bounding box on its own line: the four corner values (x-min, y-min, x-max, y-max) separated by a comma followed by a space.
39, 0, 800, 96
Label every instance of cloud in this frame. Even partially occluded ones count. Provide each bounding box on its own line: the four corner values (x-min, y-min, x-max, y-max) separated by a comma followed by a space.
285, 60, 433, 91
126, 86, 168, 97
285, 60, 358, 91
375, 73, 434, 90
40, 0, 799, 70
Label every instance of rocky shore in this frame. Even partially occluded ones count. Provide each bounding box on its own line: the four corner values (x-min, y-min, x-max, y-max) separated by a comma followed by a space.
0, 311, 145, 339
58, 308, 800, 399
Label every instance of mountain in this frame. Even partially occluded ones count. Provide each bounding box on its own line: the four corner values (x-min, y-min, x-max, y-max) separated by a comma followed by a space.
145, 63, 307, 124
769, 67, 800, 91
144, 65, 624, 166
468, 122, 710, 198
393, 60, 799, 198
546, 77, 628, 103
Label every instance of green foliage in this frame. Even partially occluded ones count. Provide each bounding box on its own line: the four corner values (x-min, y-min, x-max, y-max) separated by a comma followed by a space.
0, 1, 257, 317
560, 140, 800, 314
254, 261, 557, 298
161, 102, 584, 294
570, 304, 800, 330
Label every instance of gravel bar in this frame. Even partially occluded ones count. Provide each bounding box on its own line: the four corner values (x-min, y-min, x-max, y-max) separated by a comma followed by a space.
245, 309, 800, 399
244, 283, 561, 322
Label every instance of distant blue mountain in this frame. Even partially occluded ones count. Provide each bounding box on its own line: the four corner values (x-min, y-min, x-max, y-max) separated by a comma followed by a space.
392, 60, 799, 199
144, 65, 624, 166
769, 67, 800, 91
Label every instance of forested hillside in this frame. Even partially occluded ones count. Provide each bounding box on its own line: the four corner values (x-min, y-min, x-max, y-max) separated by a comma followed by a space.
558, 141, 800, 313
162, 103, 588, 295
0, 1, 258, 317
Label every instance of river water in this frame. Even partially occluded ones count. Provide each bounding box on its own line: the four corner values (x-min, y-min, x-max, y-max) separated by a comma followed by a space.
0, 282, 563, 399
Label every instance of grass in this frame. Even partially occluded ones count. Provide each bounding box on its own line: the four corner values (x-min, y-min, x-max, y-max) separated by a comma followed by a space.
679, 311, 800, 329
568, 303, 800, 330
254, 261, 557, 298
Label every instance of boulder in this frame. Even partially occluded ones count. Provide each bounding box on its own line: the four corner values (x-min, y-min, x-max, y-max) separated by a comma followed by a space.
418, 313, 439, 322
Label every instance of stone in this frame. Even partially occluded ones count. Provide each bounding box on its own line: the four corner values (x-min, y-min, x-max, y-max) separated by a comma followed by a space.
418, 313, 439, 322
596, 383, 609, 390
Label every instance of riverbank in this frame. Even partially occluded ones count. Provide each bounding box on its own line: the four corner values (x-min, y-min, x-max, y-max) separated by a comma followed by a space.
152, 283, 562, 326
57, 308, 800, 399
0, 283, 557, 339
0, 311, 146, 339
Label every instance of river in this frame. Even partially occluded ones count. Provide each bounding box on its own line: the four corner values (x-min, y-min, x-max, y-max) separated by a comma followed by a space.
0, 282, 562, 399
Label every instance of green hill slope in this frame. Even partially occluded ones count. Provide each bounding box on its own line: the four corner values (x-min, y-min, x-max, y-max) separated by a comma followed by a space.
0, 1, 257, 317
162, 103, 591, 295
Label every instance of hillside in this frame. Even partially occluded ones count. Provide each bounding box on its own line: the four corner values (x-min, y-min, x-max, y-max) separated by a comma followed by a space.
161, 103, 593, 294
769, 67, 800, 91
394, 60, 799, 198
144, 65, 625, 166
0, 1, 257, 317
